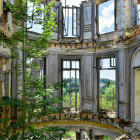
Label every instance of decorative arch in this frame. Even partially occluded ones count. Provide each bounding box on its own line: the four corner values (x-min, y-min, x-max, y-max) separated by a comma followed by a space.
130, 47, 140, 123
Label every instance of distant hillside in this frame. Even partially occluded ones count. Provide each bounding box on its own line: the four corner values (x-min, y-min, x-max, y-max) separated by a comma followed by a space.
63, 78, 79, 93
63, 78, 115, 94
100, 78, 115, 94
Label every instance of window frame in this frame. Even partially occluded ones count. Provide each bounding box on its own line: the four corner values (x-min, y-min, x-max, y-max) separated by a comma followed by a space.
96, 53, 119, 117
61, 59, 81, 111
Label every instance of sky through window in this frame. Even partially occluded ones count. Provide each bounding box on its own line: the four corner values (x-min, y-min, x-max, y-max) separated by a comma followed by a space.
99, 0, 114, 34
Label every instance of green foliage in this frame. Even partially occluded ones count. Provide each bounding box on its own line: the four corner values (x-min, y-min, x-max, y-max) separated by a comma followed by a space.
63, 92, 79, 108
100, 78, 115, 94
0, 0, 57, 57
103, 136, 113, 140
62, 131, 76, 139
0, 76, 67, 139
63, 78, 79, 93
100, 84, 116, 111
62, 78, 79, 109
0, 0, 68, 139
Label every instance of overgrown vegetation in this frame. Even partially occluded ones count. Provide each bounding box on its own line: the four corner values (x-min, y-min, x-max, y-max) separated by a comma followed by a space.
62, 131, 76, 140
0, 0, 68, 139
103, 136, 113, 140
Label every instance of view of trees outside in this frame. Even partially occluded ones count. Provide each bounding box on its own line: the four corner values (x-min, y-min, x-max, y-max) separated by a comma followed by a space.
63, 78, 79, 109
0, 0, 68, 139
99, 57, 116, 112
62, 60, 80, 111
62, 66, 116, 112
100, 78, 116, 111
63, 77, 116, 112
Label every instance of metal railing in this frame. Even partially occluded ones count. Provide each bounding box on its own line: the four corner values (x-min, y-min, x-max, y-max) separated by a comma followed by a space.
100, 95, 116, 111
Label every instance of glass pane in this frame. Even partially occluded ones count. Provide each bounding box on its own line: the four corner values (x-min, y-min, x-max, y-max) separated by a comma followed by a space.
63, 61, 67, 68
101, 58, 115, 69
63, 71, 70, 79
76, 70, 79, 79
102, 58, 110, 68
66, 61, 70, 68
71, 70, 75, 79
63, 61, 70, 68
76, 61, 79, 68
72, 61, 76, 68
111, 57, 116, 67
63, 8, 73, 37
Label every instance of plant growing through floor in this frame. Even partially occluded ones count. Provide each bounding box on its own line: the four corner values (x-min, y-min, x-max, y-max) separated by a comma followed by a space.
0, 0, 68, 139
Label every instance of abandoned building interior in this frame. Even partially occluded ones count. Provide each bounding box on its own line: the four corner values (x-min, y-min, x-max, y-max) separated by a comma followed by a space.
1, 0, 140, 139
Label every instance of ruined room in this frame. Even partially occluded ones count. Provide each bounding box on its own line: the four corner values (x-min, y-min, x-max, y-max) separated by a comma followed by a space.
1, 0, 140, 139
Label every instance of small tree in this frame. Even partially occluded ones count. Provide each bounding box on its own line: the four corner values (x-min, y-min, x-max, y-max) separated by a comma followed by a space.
0, 0, 67, 139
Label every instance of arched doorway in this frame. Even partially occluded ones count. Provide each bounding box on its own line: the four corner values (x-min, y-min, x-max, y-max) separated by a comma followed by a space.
131, 48, 140, 123
134, 67, 140, 123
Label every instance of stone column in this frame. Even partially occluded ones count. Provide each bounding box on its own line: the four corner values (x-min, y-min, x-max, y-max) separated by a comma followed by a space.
118, 47, 130, 119
80, 54, 94, 112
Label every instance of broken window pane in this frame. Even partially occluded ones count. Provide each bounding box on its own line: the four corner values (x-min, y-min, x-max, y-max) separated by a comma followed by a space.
99, 0, 115, 34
